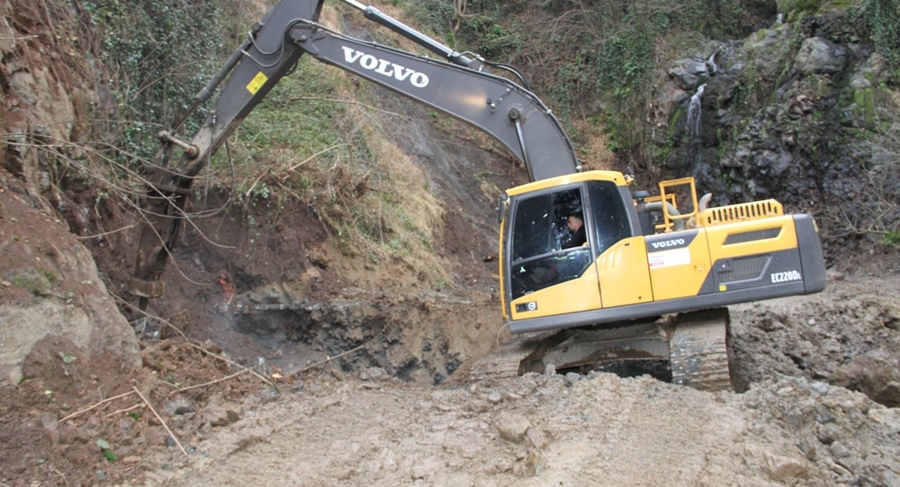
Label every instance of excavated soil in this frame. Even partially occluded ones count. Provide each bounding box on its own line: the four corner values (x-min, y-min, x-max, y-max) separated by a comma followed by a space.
121, 276, 899, 487
6, 275, 895, 487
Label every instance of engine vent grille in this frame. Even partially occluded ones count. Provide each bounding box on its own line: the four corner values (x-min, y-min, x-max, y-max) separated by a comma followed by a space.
701, 200, 783, 226
720, 255, 770, 283
724, 227, 782, 245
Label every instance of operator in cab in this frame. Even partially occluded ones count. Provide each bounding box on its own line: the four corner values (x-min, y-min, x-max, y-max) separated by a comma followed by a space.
562, 211, 586, 249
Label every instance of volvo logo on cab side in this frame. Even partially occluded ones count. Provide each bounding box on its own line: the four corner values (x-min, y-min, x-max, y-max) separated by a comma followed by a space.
646, 230, 697, 253
341, 46, 430, 88
650, 238, 685, 250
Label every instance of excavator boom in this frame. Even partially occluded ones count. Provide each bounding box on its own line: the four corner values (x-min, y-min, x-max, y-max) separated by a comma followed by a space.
131, 0, 578, 302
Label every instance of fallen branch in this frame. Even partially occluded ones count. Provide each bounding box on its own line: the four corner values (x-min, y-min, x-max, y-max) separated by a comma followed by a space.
168, 369, 249, 396
286, 344, 367, 379
285, 143, 348, 173
132, 386, 187, 456
49, 465, 69, 487
105, 403, 145, 418
58, 391, 136, 423
73, 222, 138, 239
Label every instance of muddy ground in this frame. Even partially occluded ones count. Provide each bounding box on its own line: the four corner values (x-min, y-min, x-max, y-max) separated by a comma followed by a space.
128, 276, 900, 487
2, 265, 898, 486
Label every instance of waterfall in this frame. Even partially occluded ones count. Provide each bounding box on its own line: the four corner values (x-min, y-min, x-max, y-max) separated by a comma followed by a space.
707, 52, 717, 73
686, 83, 706, 168
775, 13, 783, 25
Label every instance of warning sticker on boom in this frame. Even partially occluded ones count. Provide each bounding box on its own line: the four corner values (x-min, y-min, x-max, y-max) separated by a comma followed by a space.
246, 71, 268, 95
648, 248, 691, 269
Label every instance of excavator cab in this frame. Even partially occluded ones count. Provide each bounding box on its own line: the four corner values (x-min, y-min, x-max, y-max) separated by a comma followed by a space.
506, 175, 635, 303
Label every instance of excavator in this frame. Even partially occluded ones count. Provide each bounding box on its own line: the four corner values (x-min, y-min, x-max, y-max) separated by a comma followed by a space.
130, 0, 826, 391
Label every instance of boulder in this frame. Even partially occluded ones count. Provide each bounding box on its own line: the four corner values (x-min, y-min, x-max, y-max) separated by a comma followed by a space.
668, 58, 710, 90
0, 191, 140, 385
494, 412, 531, 443
795, 37, 848, 74
850, 52, 886, 89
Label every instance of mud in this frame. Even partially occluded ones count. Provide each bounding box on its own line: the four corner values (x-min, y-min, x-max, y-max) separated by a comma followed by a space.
123, 276, 899, 487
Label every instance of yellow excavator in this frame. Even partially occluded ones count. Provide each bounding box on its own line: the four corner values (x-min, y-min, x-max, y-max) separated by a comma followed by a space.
130, 0, 826, 391
489, 174, 825, 390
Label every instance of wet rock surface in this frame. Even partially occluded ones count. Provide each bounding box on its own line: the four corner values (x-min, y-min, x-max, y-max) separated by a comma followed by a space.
233, 286, 495, 384
652, 11, 898, 270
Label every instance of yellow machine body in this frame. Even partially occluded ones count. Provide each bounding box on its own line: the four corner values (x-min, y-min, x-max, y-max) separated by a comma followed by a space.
500, 171, 826, 334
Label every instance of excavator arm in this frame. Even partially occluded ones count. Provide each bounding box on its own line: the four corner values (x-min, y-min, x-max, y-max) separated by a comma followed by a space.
131, 0, 579, 305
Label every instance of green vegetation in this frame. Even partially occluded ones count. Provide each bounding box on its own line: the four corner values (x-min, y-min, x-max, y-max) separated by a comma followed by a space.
864, 0, 900, 74
80, 0, 234, 161
11, 268, 52, 296
883, 231, 900, 247
408, 0, 768, 157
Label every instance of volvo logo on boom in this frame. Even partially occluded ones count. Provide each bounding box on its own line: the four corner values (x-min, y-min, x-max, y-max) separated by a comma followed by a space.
650, 238, 685, 250
341, 46, 429, 88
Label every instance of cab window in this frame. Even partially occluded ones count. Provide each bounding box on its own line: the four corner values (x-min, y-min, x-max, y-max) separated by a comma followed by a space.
588, 181, 633, 254
509, 188, 592, 300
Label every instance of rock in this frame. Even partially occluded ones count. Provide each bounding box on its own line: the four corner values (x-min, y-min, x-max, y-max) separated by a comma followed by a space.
202, 402, 241, 427
495, 412, 531, 443
867, 407, 900, 433
794, 37, 848, 74
757, 449, 810, 482
850, 53, 886, 89
829, 462, 851, 477
826, 269, 844, 281
829, 441, 851, 459
410, 456, 443, 480
0, 195, 141, 386
526, 428, 548, 450
883, 469, 900, 487
668, 58, 709, 90
165, 398, 197, 416
817, 423, 840, 444
360, 367, 385, 381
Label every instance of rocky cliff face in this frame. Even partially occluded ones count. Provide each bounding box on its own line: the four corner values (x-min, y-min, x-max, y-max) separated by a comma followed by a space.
0, 0, 139, 385
652, 8, 898, 263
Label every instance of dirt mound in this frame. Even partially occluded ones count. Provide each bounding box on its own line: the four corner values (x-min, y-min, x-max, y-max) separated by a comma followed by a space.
0, 336, 269, 486
137, 372, 899, 487
730, 276, 900, 406
97, 275, 895, 487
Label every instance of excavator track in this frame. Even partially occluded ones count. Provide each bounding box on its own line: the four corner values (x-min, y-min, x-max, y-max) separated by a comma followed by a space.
468, 332, 553, 381
669, 308, 733, 392
469, 309, 733, 392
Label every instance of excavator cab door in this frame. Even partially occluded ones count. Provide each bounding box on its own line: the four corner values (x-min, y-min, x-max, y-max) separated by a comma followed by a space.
505, 184, 600, 320
504, 179, 643, 323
